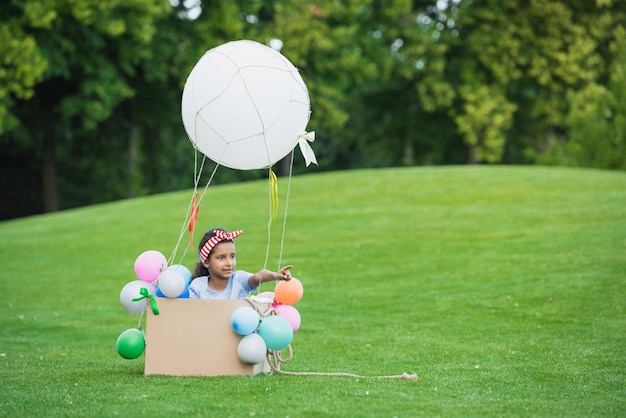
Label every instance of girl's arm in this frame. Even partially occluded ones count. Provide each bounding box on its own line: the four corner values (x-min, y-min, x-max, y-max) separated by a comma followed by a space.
248, 265, 293, 289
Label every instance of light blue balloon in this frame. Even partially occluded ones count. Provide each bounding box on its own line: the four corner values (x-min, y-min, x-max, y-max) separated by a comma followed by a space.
257, 315, 293, 351
167, 264, 193, 286
230, 307, 260, 336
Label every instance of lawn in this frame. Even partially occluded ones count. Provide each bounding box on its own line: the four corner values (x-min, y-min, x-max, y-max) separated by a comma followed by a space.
0, 165, 625, 417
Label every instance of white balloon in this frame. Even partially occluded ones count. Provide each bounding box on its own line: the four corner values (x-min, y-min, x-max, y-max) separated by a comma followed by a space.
120, 280, 155, 315
237, 333, 267, 365
157, 270, 186, 298
166, 264, 192, 286
181, 40, 310, 170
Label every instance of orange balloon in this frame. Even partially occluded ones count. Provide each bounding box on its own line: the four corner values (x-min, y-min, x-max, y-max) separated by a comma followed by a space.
274, 278, 303, 305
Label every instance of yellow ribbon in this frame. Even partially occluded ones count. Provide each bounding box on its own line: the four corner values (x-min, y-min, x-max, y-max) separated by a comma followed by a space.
269, 170, 279, 225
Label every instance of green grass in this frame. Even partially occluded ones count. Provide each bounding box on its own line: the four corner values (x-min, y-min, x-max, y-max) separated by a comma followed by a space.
1, 165, 625, 417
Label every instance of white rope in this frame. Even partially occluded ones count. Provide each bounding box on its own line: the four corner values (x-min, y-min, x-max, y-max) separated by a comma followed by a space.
260, 169, 273, 277
264, 347, 417, 380
242, 298, 418, 381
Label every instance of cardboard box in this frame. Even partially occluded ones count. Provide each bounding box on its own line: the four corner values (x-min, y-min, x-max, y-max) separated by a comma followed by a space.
144, 298, 269, 376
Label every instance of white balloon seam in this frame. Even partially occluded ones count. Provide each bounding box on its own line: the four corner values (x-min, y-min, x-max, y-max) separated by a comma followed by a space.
193, 69, 305, 136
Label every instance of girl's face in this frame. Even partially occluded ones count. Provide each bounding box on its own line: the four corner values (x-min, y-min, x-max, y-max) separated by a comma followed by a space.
204, 241, 236, 280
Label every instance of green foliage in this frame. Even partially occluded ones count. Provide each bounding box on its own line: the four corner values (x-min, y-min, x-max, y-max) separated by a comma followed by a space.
0, 4, 48, 134
2, 0, 626, 220
0, 166, 625, 416
445, 0, 610, 163
539, 25, 626, 170
454, 85, 517, 163
0, 0, 253, 215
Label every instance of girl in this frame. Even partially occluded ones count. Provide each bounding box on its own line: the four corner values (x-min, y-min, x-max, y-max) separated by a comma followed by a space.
188, 228, 293, 300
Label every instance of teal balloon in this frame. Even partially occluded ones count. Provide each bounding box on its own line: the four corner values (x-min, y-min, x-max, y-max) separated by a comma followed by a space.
257, 315, 293, 350
116, 328, 145, 359
230, 307, 260, 336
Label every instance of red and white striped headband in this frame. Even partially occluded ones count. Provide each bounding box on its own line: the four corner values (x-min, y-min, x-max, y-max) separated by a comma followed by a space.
200, 229, 243, 262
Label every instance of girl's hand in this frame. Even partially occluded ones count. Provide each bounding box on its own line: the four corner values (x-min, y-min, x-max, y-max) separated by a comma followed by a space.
277, 265, 293, 281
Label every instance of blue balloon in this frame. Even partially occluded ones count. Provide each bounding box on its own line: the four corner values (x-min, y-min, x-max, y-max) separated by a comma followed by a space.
177, 285, 190, 299
257, 315, 293, 351
155, 286, 165, 298
230, 307, 260, 336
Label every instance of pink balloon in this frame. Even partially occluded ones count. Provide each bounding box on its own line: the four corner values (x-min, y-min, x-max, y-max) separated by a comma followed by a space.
257, 291, 275, 301
134, 250, 167, 283
274, 304, 301, 332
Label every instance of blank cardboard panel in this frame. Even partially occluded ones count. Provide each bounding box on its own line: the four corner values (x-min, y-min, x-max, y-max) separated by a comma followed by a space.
145, 298, 266, 376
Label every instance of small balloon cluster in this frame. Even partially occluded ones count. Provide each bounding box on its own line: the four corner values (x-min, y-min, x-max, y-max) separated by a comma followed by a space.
116, 250, 193, 360
233, 278, 304, 365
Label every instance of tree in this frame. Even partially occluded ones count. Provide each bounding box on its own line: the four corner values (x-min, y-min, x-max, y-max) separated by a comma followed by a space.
445, 0, 626, 164
3, 0, 625, 220
539, 24, 626, 169
1, 0, 173, 213
247, 0, 459, 168
0, 0, 253, 217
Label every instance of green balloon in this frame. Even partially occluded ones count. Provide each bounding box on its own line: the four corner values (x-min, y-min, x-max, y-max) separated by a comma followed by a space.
116, 328, 145, 359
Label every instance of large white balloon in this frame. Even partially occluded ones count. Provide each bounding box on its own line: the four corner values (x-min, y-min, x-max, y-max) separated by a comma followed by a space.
181, 40, 310, 170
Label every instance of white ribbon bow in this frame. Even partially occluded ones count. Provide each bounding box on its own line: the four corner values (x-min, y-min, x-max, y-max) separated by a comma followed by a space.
297, 131, 318, 167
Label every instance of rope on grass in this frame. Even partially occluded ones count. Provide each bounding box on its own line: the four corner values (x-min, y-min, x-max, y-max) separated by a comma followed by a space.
265, 346, 417, 380
243, 299, 418, 381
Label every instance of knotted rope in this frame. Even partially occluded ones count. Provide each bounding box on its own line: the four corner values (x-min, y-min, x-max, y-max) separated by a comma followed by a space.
265, 348, 417, 380
243, 298, 418, 381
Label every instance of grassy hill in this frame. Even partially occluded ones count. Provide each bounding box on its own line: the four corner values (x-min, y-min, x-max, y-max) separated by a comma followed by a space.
1, 165, 625, 416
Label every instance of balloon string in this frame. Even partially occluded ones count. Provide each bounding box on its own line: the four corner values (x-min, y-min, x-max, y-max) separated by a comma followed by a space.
168, 153, 219, 266
188, 193, 200, 250
260, 169, 275, 287
243, 297, 276, 318
258, 159, 292, 292
167, 151, 204, 265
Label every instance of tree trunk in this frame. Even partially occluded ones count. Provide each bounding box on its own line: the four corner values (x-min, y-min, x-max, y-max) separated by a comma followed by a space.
42, 131, 59, 212
403, 89, 417, 165
467, 147, 478, 164
127, 123, 140, 198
